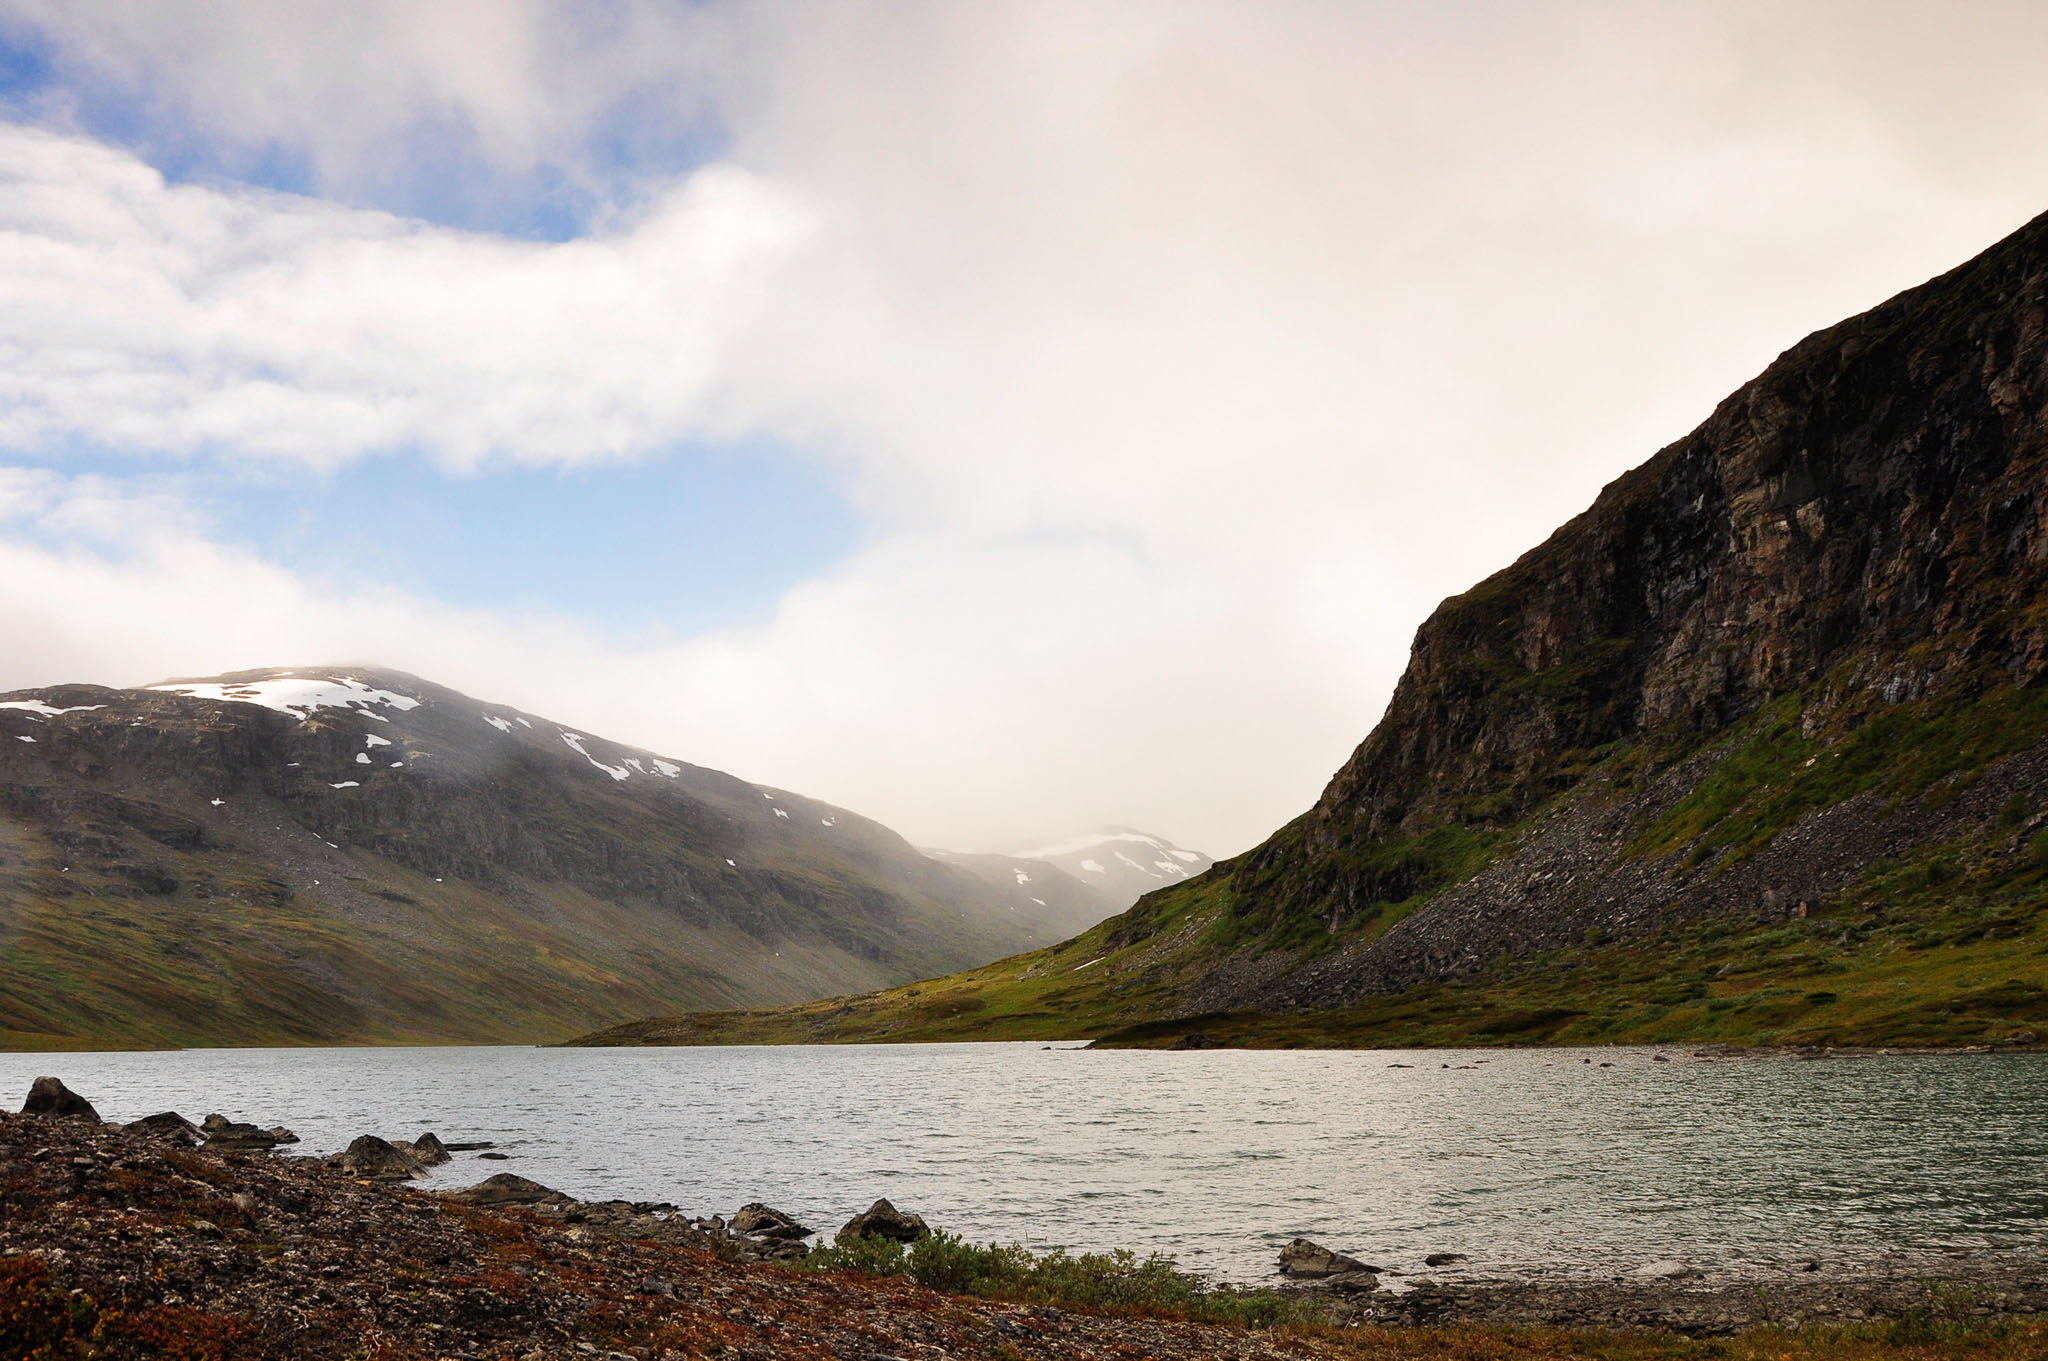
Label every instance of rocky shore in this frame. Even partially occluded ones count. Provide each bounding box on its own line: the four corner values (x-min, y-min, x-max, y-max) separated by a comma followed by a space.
4, 1079, 2045, 1358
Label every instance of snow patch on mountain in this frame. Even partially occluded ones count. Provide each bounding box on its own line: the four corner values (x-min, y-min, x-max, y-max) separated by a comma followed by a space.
150, 675, 420, 721
559, 731, 630, 781
0, 701, 106, 718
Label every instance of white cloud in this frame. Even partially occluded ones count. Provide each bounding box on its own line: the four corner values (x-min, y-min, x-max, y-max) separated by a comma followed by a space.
4, 2, 2048, 853
0, 125, 818, 466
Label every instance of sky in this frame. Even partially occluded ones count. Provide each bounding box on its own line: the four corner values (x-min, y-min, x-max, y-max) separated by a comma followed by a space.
1, 2, 2047, 857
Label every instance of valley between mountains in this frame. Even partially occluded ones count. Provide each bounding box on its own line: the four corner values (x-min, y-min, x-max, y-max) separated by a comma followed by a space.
578, 209, 2048, 1052
0, 668, 1207, 1048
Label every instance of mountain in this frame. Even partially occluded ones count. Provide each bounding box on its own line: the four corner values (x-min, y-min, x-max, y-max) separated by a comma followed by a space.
923, 829, 1213, 937
0, 666, 1094, 1048
577, 209, 2048, 1051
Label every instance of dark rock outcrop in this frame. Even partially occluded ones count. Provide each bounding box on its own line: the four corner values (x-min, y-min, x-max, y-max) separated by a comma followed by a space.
837, 1198, 931, 1243
21, 1077, 98, 1121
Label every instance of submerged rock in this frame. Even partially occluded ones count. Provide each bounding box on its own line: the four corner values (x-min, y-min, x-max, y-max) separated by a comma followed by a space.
21, 1077, 99, 1121
837, 1198, 930, 1243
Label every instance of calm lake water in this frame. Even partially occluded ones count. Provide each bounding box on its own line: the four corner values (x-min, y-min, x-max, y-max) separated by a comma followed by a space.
3, 1043, 2043, 1284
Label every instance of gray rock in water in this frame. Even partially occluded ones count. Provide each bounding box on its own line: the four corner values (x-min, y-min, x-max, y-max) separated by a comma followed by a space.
1424, 1252, 1468, 1267
21, 1077, 99, 1121
732, 1202, 812, 1241
1278, 1237, 1376, 1279
402, 1132, 452, 1166
1632, 1259, 1705, 1280
836, 1198, 930, 1243
125, 1111, 204, 1146
335, 1134, 426, 1180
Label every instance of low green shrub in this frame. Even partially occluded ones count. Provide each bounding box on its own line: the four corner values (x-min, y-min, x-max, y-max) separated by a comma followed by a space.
801, 1229, 1323, 1328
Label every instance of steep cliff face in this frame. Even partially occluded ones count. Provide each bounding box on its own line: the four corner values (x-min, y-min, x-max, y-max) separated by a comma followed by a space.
1233, 208, 2048, 943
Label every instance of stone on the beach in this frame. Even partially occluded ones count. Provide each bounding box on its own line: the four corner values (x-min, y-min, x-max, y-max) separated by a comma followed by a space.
199, 1113, 298, 1149
336, 1134, 427, 1180
1324, 1269, 1380, 1295
1278, 1237, 1374, 1279
837, 1198, 930, 1243
731, 1202, 812, 1241
444, 1172, 574, 1209
126, 1111, 204, 1146
1632, 1259, 1704, 1280
21, 1077, 99, 1121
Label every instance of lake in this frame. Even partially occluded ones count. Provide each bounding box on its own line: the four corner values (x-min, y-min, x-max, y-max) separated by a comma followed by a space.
3, 1042, 2042, 1284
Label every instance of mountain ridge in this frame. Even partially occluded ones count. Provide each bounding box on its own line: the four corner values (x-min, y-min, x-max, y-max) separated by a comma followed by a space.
0, 665, 1180, 1047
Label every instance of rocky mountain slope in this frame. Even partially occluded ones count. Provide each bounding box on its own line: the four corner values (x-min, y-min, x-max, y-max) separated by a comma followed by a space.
0, 667, 1116, 1047
582, 209, 2048, 1050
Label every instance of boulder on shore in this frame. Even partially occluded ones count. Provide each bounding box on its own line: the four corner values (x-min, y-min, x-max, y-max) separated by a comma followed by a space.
125, 1111, 204, 1146
21, 1077, 99, 1121
836, 1198, 930, 1244
1278, 1237, 1376, 1279
731, 1203, 812, 1241
443, 1173, 575, 1210
200, 1114, 298, 1150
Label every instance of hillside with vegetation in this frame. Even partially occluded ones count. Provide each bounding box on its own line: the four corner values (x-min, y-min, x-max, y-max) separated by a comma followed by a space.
0, 668, 1106, 1048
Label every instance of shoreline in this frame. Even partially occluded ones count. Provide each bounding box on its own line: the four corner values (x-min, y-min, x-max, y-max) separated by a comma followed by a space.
5, 1095, 2047, 1355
